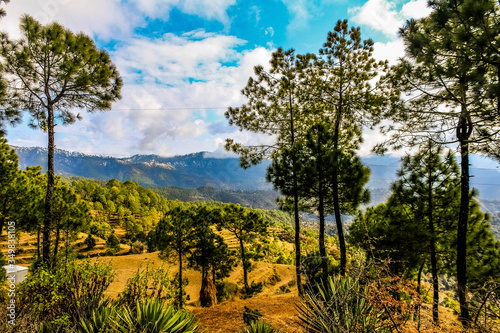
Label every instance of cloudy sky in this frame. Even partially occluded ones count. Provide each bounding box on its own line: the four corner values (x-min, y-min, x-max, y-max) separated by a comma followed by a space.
1, 0, 432, 157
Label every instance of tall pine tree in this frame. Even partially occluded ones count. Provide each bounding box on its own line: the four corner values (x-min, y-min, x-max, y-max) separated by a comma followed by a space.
225, 48, 314, 294
379, 1, 500, 323
0, 15, 122, 266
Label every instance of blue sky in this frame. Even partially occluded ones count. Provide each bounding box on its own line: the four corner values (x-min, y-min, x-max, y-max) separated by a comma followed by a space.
1, 0, 432, 157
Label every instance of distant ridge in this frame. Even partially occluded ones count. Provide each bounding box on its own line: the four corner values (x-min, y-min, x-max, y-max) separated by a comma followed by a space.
12, 146, 271, 190
11, 146, 500, 201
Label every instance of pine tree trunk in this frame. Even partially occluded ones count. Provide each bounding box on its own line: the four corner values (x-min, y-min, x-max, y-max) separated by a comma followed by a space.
178, 248, 183, 308
43, 105, 55, 266
318, 180, 328, 282
239, 237, 249, 294
428, 153, 439, 324
290, 94, 303, 295
415, 260, 425, 329
332, 100, 346, 277
457, 99, 471, 326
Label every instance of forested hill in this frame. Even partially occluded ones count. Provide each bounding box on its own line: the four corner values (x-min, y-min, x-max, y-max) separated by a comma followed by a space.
12, 145, 500, 199
12, 146, 271, 190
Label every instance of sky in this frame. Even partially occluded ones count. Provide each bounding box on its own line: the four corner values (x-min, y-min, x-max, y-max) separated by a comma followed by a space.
0, 0, 433, 157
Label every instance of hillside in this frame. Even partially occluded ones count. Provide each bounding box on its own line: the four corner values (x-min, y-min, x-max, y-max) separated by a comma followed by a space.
13, 146, 500, 238
14, 145, 500, 203
13, 146, 271, 190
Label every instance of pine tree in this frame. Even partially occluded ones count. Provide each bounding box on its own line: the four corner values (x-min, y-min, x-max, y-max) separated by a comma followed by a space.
391, 143, 461, 324
0, 15, 122, 266
268, 121, 370, 281
218, 204, 268, 294
302, 19, 390, 277
379, 1, 500, 323
225, 48, 313, 294
152, 204, 196, 308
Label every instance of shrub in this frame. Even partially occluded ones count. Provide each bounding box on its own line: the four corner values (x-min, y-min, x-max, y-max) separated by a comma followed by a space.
113, 298, 198, 333
243, 306, 262, 326
240, 321, 282, 333
277, 284, 291, 294
297, 276, 389, 333
17, 260, 114, 327
246, 281, 263, 297
215, 281, 230, 303
129, 241, 145, 254
117, 264, 174, 306
106, 233, 120, 251
84, 234, 96, 250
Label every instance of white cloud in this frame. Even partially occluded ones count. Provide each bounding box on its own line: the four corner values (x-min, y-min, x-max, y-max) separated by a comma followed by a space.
279, 0, 342, 32
349, 0, 431, 38
0, 0, 239, 41
0, 0, 139, 40
372, 39, 405, 64
401, 0, 432, 20
85, 32, 274, 155
349, 0, 403, 38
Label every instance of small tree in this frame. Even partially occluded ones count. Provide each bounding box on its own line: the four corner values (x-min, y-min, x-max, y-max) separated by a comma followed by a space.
152, 205, 196, 308
218, 204, 268, 294
106, 233, 120, 252
188, 205, 235, 307
0, 138, 22, 235
0, 15, 122, 265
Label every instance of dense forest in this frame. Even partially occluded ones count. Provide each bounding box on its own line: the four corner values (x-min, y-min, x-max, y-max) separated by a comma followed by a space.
1, 0, 500, 332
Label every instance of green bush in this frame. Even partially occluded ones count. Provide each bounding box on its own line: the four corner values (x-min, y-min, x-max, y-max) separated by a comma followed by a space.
106, 233, 120, 251
113, 298, 198, 333
442, 295, 460, 315
243, 306, 262, 325
240, 321, 282, 333
17, 260, 114, 327
297, 276, 389, 333
215, 281, 230, 303
247, 281, 263, 296
104, 248, 116, 256
117, 264, 174, 306
84, 234, 96, 250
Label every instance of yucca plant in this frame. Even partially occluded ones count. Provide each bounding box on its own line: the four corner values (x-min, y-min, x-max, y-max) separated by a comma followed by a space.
240, 321, 282, 333
78, 305, 116, 333
297, 276, 389, 333
113, 298, 198, 333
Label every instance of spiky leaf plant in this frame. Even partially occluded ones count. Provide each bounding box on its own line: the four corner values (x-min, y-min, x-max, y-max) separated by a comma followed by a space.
297, 276, 389, 333
113, 298, 198, 333
240, 321, 282, 333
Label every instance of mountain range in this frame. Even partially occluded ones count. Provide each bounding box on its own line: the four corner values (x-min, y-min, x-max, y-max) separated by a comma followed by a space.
11, 145, 500, 205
